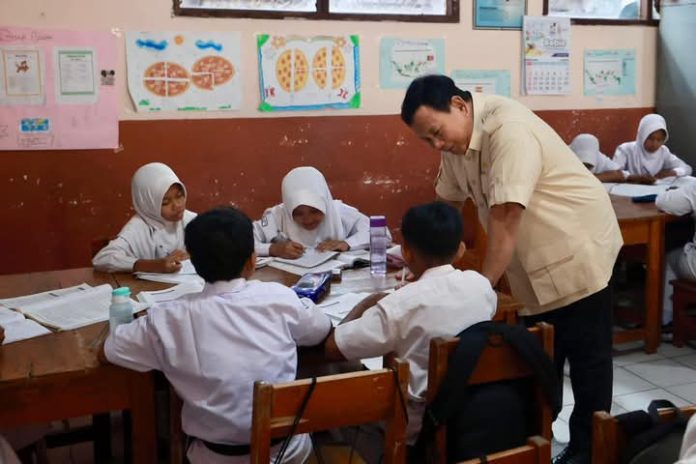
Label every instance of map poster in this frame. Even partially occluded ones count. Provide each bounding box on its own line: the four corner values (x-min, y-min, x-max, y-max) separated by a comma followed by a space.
379, 37, 445, 89
584, 49, 636, 96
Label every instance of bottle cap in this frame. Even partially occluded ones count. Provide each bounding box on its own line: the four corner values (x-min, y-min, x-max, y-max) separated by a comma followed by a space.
370, 215, 386, 227
112, 287, 131, 297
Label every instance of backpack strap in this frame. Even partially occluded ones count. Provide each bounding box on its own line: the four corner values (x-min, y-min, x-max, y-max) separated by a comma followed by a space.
618, 400, 688, 464
417, 321, 494, 444
497, 324, 562, 419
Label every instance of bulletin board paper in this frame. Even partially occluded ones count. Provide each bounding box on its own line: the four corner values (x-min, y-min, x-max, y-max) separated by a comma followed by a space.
379, 38, 445, 89
584, 49, 636, 96
0, 26, 118, 151
126, 31, 242, 112
258, 34, 360, 112
451, 69, 511, 97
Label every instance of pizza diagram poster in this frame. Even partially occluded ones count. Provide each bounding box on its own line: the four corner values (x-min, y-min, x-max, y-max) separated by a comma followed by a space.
257, 35, 360, 112
126, 32, 241, 112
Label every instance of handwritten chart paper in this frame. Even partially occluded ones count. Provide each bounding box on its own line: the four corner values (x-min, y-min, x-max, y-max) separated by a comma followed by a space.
0, 27, 118, 150
584, 49, 636, 97
258, 34, 360, 112
126, 31, 241, 112
452, 69, 511, 96
380, 38, 445, 89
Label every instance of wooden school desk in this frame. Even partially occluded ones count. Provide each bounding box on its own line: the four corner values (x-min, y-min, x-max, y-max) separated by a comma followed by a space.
0, 268, 158, 464
611, 195, 671, 353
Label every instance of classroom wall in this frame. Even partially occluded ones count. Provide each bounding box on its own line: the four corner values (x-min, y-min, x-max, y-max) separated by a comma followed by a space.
0, 0, 657, 274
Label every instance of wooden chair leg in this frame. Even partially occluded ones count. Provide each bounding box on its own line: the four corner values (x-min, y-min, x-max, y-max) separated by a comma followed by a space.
93, 412, 112, 462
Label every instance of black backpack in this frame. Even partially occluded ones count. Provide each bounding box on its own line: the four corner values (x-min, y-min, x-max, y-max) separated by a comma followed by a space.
616, 399, 689, 464
412, 321, 562, 464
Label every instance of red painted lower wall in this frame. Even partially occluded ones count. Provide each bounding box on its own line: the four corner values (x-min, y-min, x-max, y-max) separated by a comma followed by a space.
1, 107, 652, 274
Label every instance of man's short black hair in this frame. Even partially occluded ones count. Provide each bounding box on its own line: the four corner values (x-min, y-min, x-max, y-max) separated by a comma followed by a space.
400, 75, 472, 126
401, 201, 463, 260
184, 206, 254, 283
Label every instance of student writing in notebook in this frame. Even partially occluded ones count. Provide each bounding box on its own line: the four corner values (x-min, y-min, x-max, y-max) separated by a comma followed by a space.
93, 162, 196, 273
569, 133, 653, 184
253, 166, 379, 259
323, 202, 496, 461
614, 114, 692, 183
100, 207, 331, 463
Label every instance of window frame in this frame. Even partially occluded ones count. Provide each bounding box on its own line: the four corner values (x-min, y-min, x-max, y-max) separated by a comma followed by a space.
172, 0, 460, 23
542, 0, 659, 25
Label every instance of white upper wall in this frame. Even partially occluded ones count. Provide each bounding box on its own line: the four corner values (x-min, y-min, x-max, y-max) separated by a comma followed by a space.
1, 0, 657, 119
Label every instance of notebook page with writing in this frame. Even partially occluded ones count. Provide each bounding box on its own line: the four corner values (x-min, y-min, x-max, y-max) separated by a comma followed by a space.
274, 249, 339, 268
0, 283, 93, 311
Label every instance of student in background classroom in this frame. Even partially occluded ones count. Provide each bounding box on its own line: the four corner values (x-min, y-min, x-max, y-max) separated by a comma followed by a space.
254, 166, 381, 259
324, 201, 496, 461
93, 162, 196, 273
614, 114, 692, 183
570, 133, 654, 184
100, 207, 332, 463
655, 181, 696, 325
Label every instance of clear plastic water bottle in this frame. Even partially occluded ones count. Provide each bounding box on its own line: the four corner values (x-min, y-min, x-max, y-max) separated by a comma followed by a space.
370, 215, 388, 277
109, 287, 133, 334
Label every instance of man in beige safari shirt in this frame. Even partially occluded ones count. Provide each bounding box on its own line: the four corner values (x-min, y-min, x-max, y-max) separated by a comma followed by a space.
401, 75, 623, 464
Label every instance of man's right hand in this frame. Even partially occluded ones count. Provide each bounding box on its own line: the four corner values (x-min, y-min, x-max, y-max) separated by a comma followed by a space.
270, 241, 305, 259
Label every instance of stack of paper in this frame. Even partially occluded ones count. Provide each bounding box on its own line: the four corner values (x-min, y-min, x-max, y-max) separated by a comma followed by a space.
0, 306, 50, 344
274, 249, 339, 268
317, 292, 372, 326
0, 283, 146, 331
137, 281, 204, 306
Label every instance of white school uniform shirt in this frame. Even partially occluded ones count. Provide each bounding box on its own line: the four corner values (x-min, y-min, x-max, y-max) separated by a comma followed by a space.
569, 134, 623, 175
104, 278, 332, 464
614, 114, 692, 178
656, 180, 696, 277
678, 414, 696, 463
92, 162, 196, 272
333, 265, 497, 443
0, 435, 19, 464
253, 166, 372, 256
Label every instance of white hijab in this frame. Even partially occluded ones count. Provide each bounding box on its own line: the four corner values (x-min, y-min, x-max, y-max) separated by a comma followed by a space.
128, 162, 187, 257
570, 133, 602, 168
280, 167, 346, 247
625, 114, 670, 176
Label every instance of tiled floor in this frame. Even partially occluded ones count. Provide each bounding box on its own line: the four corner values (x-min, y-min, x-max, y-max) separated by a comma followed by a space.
552, 340, 696, 456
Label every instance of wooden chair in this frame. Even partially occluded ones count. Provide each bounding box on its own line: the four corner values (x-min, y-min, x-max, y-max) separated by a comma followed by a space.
592, 404, 696, 464
425, 323, 555, 464
457, 436, 551, 464
671, 279, 696, 347
250, 359, 409, 464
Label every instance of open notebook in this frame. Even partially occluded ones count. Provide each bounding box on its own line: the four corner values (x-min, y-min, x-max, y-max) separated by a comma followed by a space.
0, 306, 50, 344
0, 283, 146, 331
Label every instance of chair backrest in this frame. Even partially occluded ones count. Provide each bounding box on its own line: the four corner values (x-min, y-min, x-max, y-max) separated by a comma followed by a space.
426, 323, 555, 464
250, 358, 409, 464
592, 405, 696, 464
457, 436, 551, 464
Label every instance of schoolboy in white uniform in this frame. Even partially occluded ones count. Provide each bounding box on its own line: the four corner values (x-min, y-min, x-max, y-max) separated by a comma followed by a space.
324, 202, 496, 459
101, 206, 332, 463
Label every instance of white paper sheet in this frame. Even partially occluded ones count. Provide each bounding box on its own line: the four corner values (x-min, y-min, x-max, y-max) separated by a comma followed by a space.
274, 249, 339, 268
2, 318, 50, 344
317, 291, 372, 325
0, 283, 93, 310
135, 272, 205, 285
268, 259, 344, 276
361, 357, 384, 371
54, 48, 98, 104
137, 281, 204, 306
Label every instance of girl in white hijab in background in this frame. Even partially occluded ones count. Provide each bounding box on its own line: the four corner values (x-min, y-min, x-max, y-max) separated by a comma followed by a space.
93, 162, 196, 273
614, 114, 692, 181
569, 133, 627, 183
253, 166, 375, 259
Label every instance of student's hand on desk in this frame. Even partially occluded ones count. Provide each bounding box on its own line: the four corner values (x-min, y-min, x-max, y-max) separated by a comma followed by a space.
169, 249, 189, 261
626, 174, 656, 185
655, 169, 677, 179
270, 241, 305, 259
316, 240, 350, 252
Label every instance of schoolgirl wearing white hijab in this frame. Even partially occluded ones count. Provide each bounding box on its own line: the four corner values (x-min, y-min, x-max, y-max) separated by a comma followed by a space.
569, 134, 626, 183
93, 162, 196, 273
614, 114, 692, 181
253, 167, 374, 259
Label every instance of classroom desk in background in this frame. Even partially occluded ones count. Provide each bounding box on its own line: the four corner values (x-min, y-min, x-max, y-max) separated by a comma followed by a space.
611, 194, 686, 354
0, 268, 157, 464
